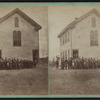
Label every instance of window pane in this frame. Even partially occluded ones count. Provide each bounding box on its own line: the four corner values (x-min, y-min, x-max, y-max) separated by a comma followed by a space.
17, 31, 21, 41
13, 31, 21, 46
90, 30, 98, 46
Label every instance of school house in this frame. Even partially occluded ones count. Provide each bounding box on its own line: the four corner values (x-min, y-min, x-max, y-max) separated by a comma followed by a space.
58, 8, 100, 60
0, 8, 42, 60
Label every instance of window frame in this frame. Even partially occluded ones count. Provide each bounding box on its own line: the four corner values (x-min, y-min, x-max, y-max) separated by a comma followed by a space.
90, 30, 98, 46
13, 30, 21, 47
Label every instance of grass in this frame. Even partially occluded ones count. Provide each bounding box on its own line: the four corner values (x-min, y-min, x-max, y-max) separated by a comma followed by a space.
50, 65, 100, 95
0, 63, 48, 95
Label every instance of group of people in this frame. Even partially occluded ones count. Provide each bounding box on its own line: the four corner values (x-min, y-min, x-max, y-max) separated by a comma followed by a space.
56, 57, 100, 70
0, 57, 38, 70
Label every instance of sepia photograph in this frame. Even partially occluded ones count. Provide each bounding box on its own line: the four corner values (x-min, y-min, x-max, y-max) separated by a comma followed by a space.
0, 6, 48, 95
49, 6, 100, 95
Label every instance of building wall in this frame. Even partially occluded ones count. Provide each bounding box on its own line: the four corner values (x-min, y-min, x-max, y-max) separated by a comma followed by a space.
60, 13, 100, 60
72, 13, 100, 59
60, 29, 72, 60
0, 13, 39, 60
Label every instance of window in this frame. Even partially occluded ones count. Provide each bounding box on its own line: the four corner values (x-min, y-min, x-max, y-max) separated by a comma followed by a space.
62, 37, 64, 45
90, 31, 93, 46
92, 17, 96, 27
64, 34, 66, 44
13, 31, 21, 46
61, 52, 63, 59
63, 51, 64, 60
61, 37, 63, 46
64, 51, 66, 60
60, 38, 62, 46
95, 31, 98, 46
68, 32, 70, 41
63, 36, 64, 45
15, 17, 19, 27
68, 49, 70, 58
65, 34, 67, 43
65, 50, 67, 60
61, 52, 62, 59
63, 36, 65, 44
90, 30, 98, 46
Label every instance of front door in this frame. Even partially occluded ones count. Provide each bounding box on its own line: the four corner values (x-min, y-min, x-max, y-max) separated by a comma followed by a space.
32, 49, 39, 61
73, 50, 78, 59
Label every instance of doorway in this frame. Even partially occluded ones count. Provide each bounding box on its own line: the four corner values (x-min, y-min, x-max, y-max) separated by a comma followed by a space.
32, 49, 39, 61
73, 49, 78, 59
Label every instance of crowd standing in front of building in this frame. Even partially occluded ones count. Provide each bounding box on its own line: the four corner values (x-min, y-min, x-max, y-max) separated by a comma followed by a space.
0, 57, 38, 70
56, 57, 100, 70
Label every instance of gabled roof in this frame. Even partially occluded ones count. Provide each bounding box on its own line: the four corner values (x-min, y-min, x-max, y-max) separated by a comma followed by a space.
58, 8, 100, 38
0, 8, 42, 30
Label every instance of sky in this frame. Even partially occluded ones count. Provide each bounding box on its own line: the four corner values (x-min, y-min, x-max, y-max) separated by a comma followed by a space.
0, 6, 48, 58
48, 5, 100, 61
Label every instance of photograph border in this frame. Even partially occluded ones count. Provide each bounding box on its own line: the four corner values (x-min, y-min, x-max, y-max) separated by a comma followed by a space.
0, 2, 100, 98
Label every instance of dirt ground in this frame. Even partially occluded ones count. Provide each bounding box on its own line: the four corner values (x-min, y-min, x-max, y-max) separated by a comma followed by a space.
0, 63, 48, 95
50, 65, 100, 95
